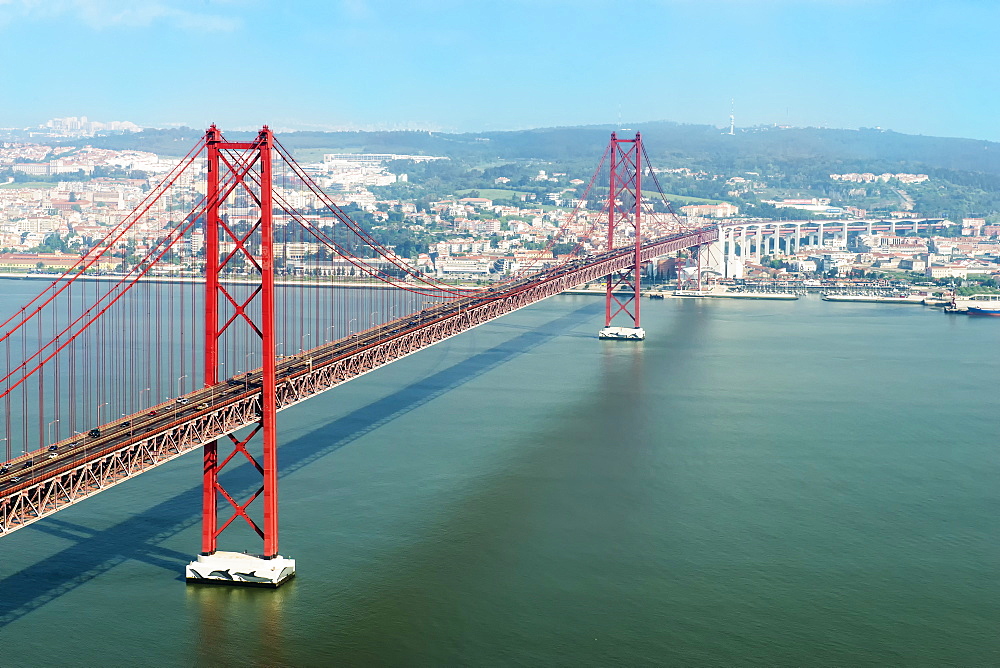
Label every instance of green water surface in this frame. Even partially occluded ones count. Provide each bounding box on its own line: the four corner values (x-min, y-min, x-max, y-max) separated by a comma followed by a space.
0, 294, 996, 666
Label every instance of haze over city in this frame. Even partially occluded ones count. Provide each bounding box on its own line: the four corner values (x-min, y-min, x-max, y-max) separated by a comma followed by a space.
0, 0, 997, 140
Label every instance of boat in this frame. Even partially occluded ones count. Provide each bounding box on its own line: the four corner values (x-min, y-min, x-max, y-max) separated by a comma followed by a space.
946, 293, 1000, 314
966, 306, 1000, 317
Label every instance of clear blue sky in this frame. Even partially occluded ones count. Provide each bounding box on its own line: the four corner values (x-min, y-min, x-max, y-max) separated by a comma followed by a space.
0, 0, 997, 140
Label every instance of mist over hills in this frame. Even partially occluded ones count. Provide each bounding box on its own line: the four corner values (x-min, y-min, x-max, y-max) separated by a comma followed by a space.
74, 121, 1000, 177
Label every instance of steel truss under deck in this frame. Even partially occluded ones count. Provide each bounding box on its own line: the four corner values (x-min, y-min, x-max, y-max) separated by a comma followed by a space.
0, 226, 717, 535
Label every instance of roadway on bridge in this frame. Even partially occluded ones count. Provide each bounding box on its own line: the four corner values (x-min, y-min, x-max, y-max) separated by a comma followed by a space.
0, 227, 717, 504
0, 279, 527, 494
0, 310, 428, 493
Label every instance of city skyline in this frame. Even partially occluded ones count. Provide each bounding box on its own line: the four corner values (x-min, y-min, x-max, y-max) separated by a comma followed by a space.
0, 1, 998, 141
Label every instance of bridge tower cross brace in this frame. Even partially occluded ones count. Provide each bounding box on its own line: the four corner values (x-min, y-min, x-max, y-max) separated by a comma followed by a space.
604, 132, 643, 331
189, 125, 293, 585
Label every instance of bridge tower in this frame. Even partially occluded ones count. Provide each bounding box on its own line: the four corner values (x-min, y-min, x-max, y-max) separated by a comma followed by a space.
185, 125, 295, 587
599, 132, 646, 341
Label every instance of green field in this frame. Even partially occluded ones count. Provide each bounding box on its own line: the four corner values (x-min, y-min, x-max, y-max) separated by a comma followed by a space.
452, 188, 723, 208
0, 181, 55, 189
454, 188, 532, 201
658, 193, 724, 205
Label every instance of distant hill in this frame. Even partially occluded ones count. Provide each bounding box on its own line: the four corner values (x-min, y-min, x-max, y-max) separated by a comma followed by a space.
68, 121, 1000, 177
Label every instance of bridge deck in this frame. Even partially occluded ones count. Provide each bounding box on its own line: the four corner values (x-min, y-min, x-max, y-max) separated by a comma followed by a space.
0, 226, 717, 535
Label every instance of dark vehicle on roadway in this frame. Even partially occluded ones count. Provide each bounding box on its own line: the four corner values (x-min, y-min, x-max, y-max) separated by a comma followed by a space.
88, 428, 101, 438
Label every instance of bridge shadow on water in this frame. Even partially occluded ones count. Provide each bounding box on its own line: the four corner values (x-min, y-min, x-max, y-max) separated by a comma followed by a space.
0, 301, 604, 627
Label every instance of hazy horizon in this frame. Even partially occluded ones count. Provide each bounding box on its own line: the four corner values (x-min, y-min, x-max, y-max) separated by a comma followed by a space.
9, 117, 1000, 149
1, 1, 997, 142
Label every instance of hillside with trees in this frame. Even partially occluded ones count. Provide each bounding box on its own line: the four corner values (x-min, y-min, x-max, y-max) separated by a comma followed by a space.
60, 121, 1000, 221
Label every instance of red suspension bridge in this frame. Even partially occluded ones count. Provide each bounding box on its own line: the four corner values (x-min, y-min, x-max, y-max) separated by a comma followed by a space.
0, 127, 716, 585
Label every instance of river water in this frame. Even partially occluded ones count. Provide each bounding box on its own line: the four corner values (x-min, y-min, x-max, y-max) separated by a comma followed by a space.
0, 293, 997, 666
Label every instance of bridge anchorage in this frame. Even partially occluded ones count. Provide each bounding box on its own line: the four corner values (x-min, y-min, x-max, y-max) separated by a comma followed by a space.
0, 125, 714, 588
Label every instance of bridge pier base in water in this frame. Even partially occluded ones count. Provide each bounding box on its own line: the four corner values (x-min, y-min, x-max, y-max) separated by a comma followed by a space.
598, 326, 646, 340
185, 551, 296, 588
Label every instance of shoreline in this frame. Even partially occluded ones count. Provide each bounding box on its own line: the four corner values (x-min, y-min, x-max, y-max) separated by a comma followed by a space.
0, 272, 489, 291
